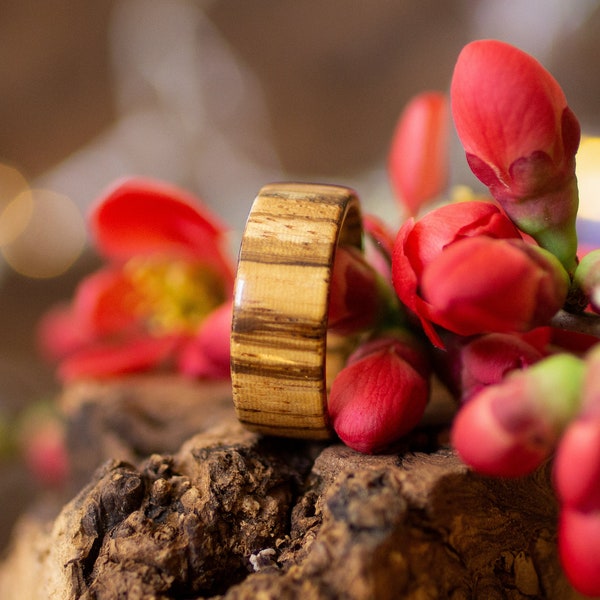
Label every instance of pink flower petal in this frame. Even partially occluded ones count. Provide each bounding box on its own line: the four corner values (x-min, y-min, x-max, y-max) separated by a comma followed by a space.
37, 304, 92, 361
388, 91, 449, 216
559, 508, 600, 596
91, 177, 234, 285
179, 301, 232, 379
554, 418, 600, 511
329, 343, 429, 454
421, 237, 567, 336
58, 335, 183, 382
451, 39, 569, 183
71, 267, 140, 337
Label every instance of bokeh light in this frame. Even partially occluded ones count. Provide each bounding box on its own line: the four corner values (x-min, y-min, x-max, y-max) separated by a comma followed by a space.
0, 188, 86, 279
0, 164, 32, 247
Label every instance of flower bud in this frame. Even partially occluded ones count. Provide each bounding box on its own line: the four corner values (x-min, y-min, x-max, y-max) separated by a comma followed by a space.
22, 421, 69, 489
328, 333, 430, 454
388, 92, 449, 216
392, 200, 522, 347
457, 332, 546, 403
328, 246, 387, 335
451, 40, 580, 272
18, 404, 69, 489
554, 344, 600, 510
348, 330, 431, 379
574, 248, 600, 313
451, 354, 584, 477
558, 507, 600, 597
554, 419, 600, 512
420, 237, 569, 337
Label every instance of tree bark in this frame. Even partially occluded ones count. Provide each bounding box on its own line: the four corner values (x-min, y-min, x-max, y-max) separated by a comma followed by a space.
0, 377, 583, 599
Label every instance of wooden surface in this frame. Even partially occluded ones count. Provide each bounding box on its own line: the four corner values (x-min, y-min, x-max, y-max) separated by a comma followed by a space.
230, 182, 363, 439
0, 398, 581, 599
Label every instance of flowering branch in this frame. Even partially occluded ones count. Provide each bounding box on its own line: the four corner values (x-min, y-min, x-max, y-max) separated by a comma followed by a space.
451, 40, 581, 274
35, 37, 600, 598
326, 38, 600, 596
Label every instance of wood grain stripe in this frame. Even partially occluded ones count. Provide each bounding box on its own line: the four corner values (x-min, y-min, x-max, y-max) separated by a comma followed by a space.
230, 182, 363, 439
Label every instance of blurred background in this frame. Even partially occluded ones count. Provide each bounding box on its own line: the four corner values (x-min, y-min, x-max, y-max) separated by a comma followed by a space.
1, 0, 600, 548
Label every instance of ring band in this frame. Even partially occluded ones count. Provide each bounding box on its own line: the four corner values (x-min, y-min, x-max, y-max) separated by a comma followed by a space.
230, 182, 363, 439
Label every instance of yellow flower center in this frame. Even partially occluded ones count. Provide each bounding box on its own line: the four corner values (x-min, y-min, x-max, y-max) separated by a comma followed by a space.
125, 257, 226, 335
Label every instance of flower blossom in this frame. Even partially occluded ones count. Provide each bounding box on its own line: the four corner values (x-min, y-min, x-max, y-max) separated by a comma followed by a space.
328, 331, 430, 454
328, 246, 386, 335
388, 92, 449, 216
451, 39, 581, 272
558, 508, 600, 597
553, 344, 600, 595
21, 417, 69, 489
420, 237, 568, 336
38, 177, 234, 381
451, 353, 584, 477
574, 248, 600, 313
391, 200, 568, 346
434, 330, 548, 403
16, 402, 70, 489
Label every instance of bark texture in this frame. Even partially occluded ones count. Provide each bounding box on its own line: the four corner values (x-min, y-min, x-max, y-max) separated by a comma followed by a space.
0, 377, 583, 599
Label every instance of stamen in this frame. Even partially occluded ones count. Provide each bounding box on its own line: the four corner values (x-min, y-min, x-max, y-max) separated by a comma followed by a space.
125, 257, 225, 334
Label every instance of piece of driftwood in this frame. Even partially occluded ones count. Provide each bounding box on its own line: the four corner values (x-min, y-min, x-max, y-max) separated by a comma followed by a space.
0, 377, 585, 599
58, 376, 235, 492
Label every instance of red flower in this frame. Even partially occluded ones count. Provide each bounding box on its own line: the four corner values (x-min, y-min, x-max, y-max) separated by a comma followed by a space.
38, 177, 234, 381
558, 508, 600, 597
574, 248, 600, 313
451, 354, 584, 477
22, 420, 69, 489
451, 39, 580, 271
436, 330, 548, 403
178, 300, 233, 379
328, 246, 385, 334
554, 344, 600, 510
388, 92, 449, 216
391, 200, 523, 346
555, 418, 600, 511
420, 237, 568, 337
553, 345, 600, 596
328, 332, 430, 454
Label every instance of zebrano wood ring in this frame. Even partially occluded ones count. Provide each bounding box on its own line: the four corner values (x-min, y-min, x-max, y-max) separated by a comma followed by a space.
230, 182, 363, 439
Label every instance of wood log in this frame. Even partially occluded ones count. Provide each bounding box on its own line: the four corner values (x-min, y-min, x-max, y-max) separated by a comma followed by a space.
0, 377, 586, 599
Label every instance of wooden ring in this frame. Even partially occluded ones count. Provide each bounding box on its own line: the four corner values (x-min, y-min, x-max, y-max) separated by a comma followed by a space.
230, 182, 363, 439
